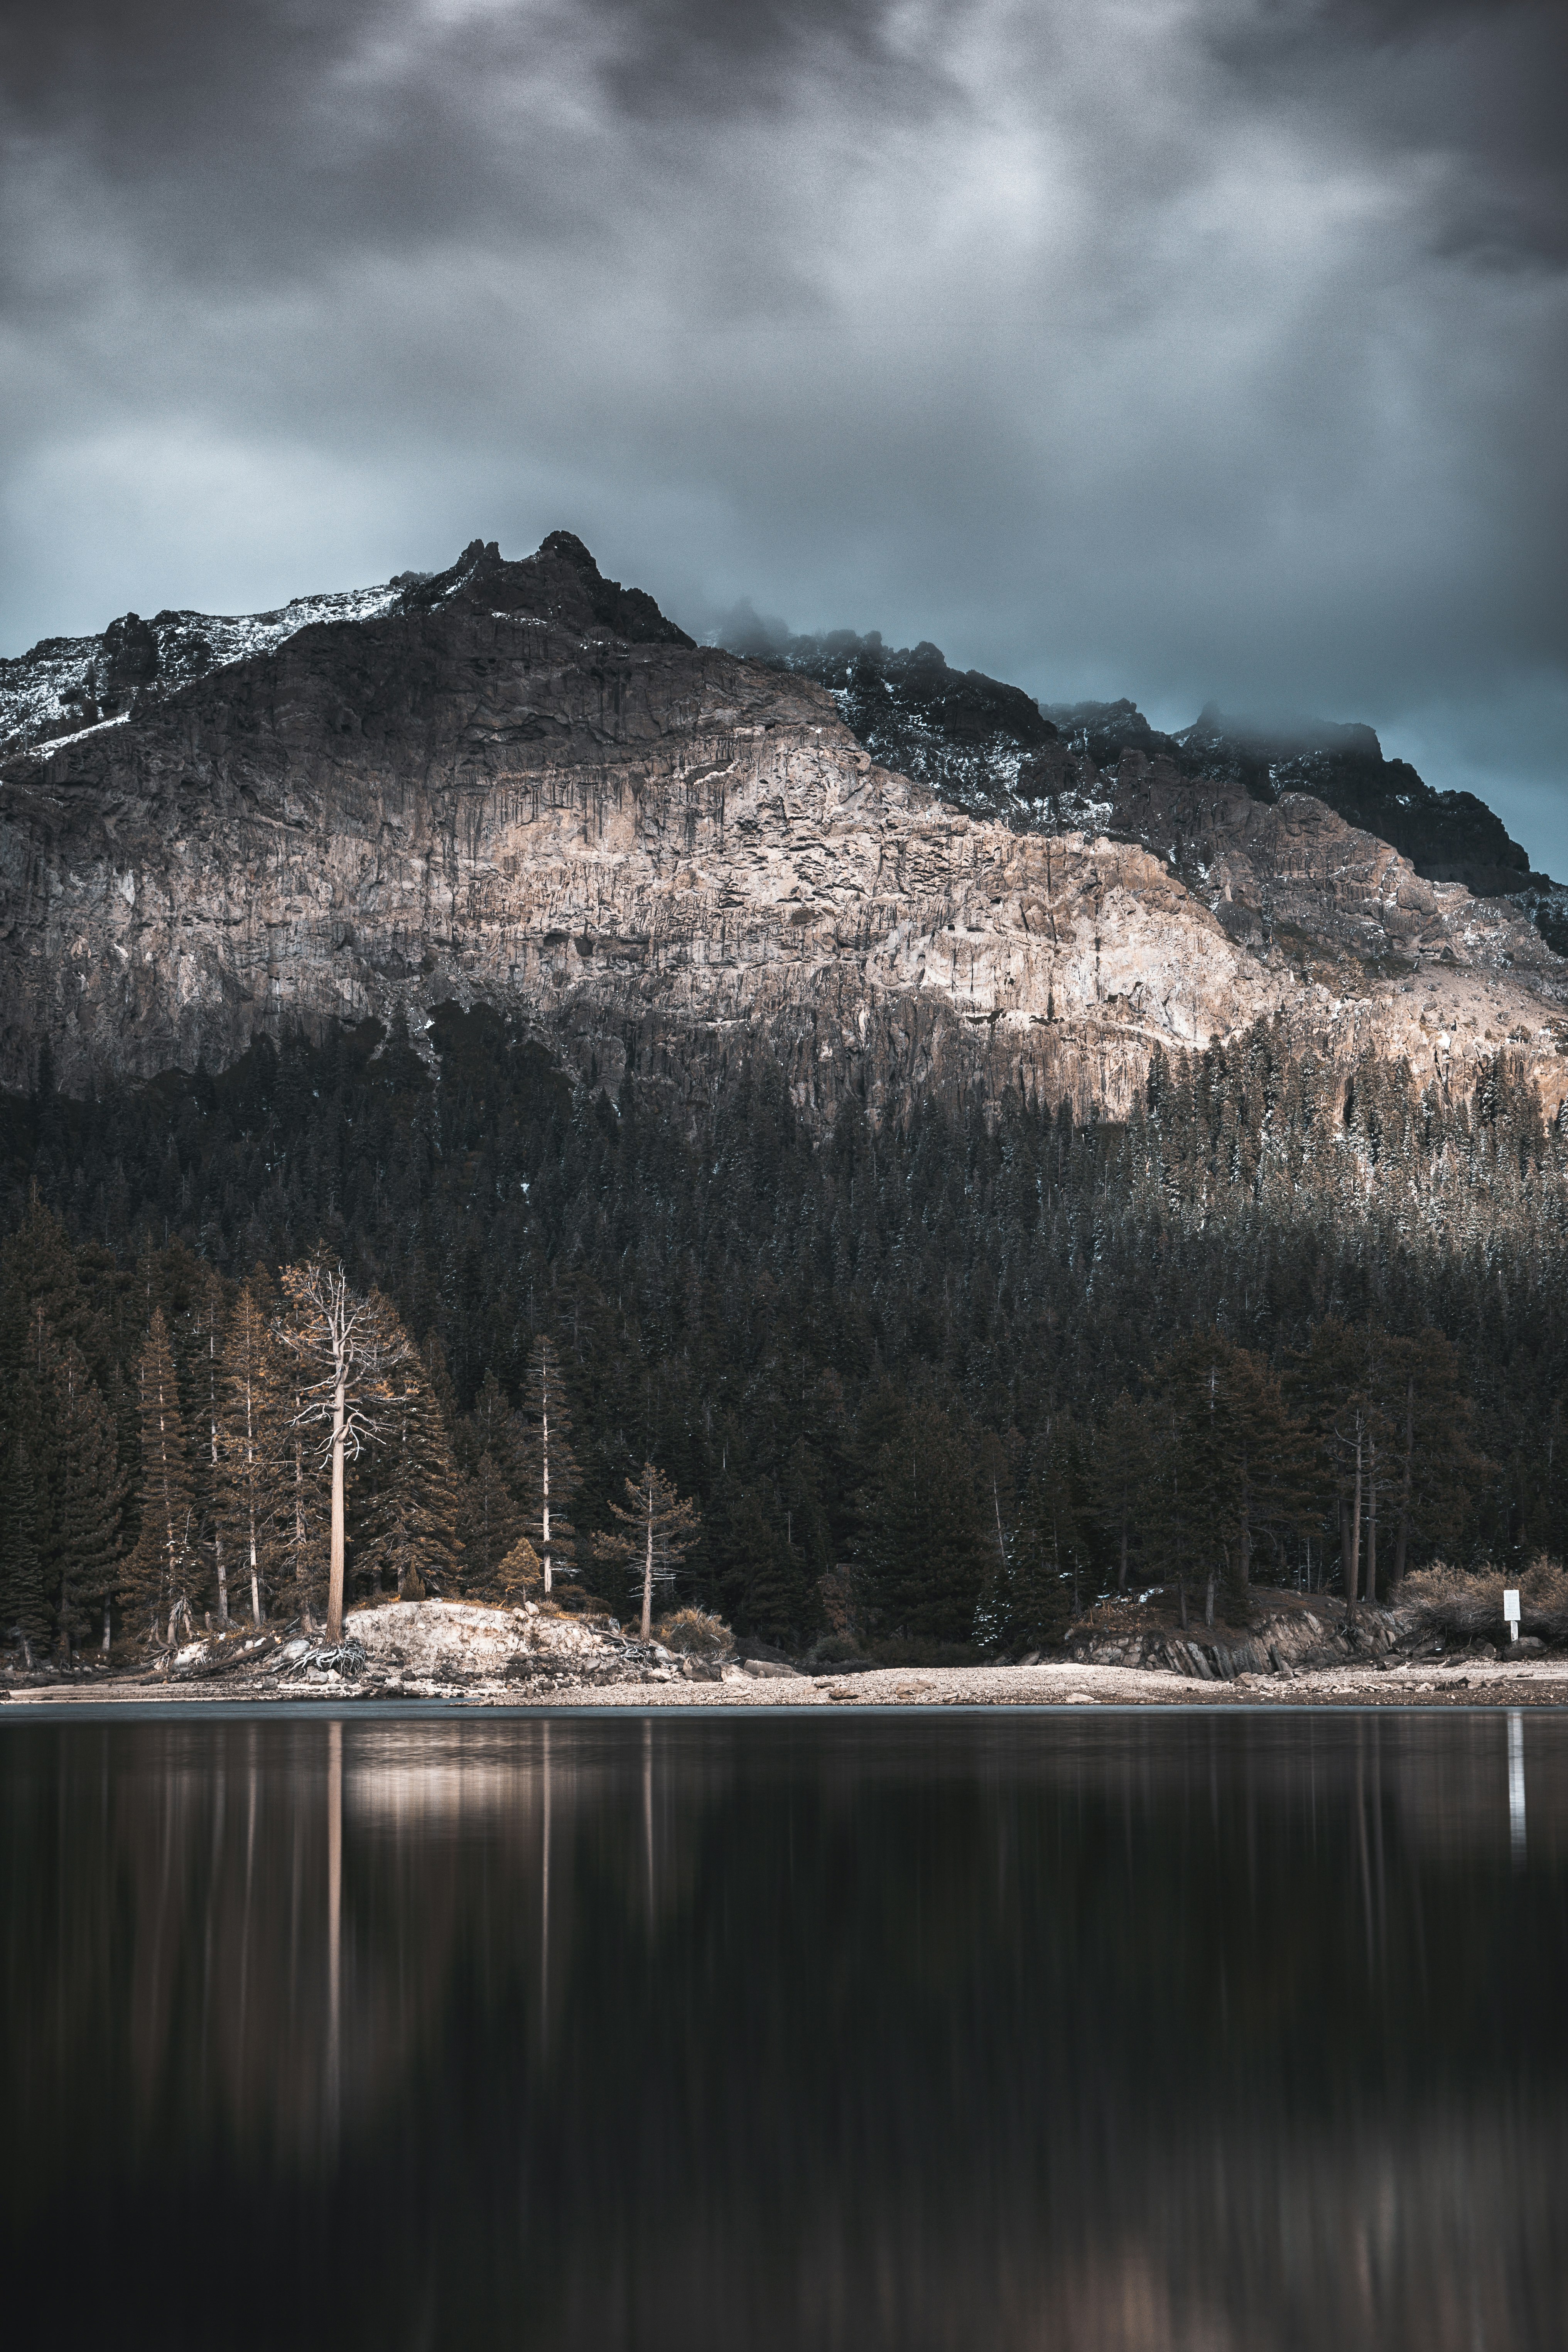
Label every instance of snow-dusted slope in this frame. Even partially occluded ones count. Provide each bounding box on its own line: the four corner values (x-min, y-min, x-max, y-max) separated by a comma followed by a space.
0, 578, 417, 762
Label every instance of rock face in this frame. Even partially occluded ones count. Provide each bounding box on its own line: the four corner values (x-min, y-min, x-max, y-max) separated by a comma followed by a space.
3, 532, 1566, 1119
746, 625, 1562, 907
1068, 1602, 1409, 1681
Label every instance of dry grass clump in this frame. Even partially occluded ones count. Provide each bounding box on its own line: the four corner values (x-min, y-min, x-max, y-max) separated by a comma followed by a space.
1399, 1556, 1568, 1644
653, 1606, 733, 1656
1081, 1597, 1147, 1634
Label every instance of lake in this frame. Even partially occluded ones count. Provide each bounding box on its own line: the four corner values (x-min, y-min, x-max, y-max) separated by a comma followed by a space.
3, 1707, 1565, 2349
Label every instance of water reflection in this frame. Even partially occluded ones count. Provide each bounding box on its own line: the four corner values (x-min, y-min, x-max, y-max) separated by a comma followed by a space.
3, 1710, 1567, 2350
1509, 1709, 1527, 1867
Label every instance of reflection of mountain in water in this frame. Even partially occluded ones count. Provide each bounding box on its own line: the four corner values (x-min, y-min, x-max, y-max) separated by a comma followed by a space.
3, 1715, 1565, 2350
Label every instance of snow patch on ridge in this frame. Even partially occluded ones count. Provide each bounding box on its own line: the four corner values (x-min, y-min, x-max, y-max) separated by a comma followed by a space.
0, 579, 407, 762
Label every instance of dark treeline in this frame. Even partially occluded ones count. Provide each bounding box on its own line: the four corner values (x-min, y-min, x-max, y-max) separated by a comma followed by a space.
3, 1003, 1567, 1659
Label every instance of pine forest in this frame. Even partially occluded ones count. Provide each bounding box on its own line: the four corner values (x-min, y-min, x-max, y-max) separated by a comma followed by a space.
3, 1003, 1566, 1663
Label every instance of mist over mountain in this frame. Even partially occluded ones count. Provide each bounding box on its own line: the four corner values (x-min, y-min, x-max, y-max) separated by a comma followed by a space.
707, 611, 1568, 954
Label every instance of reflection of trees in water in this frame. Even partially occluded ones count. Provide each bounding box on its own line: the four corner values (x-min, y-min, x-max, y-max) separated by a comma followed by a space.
3, 1716, 1566, 2350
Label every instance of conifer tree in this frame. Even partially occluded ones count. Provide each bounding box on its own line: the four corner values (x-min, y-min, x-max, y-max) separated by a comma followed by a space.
494, 1533, 542, 1604
1379, 1327, 1480, 1589
216, 1276, 284, 1629
460, 1368, 528, 1481
1008, 1416, 1092, 1645
126, 1308, 197, 1645
706, 1479, 807, 1643
48, 1339, 123, 1656
187, 1266, 231, 1624
0, 1432, 50, 1665
1092, 1392, 1155, 1594
594, 1461, 701, 1642
0, 1186, 108, 1388
456, 1369, 528, 1593
460, 1451, 523, 1598
276, 1374, 325, 1629
854, 1396, 991, 1647
357, 1337, 464, 1601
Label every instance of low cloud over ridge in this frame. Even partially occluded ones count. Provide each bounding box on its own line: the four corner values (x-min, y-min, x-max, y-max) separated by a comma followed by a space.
3, 0, 1565, 863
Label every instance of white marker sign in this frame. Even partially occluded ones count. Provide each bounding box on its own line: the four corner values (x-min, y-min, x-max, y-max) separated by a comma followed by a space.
1504, 1589, 1521, 1640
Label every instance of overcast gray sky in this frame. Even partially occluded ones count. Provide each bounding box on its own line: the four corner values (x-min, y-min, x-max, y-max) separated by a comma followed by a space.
3, 1, 1565, 864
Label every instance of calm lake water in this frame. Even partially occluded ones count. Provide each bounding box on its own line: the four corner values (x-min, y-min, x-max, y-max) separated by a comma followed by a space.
3, 1707, 1566, 2350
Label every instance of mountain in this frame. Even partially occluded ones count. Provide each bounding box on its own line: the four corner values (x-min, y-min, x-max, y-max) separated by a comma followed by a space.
2, 532, 1566, 1125
5, 534, 1568, 1649
755, 627, 1568, 948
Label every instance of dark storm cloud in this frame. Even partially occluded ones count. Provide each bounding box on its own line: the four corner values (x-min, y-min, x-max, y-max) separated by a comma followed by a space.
2, 1, 1565, 864
1205, 0, 1568, 268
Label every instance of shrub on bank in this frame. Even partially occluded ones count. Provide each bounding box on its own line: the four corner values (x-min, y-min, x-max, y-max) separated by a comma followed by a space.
809, 1632, 864, 1665
653, 1606, 733, 1656
1399, 1556, 1568, 1645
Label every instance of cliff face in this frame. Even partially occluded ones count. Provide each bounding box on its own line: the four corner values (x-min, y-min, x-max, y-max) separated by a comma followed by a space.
3, 534, 1565, 1120
765, 628, 1566, 941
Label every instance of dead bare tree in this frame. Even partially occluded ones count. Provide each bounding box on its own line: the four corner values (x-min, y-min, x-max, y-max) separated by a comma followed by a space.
275, 1262, 413, 1643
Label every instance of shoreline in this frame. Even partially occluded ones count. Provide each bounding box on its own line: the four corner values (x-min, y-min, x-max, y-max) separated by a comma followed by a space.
6, 1656, 1568, 1714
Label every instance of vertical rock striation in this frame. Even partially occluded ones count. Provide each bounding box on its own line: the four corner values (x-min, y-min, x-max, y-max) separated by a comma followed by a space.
2, 534, 1565, 1119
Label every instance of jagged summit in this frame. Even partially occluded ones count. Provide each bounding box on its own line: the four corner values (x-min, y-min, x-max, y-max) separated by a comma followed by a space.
0, 532, 693, 765
1034, 694, 1549, 914
398, 531, 695, 649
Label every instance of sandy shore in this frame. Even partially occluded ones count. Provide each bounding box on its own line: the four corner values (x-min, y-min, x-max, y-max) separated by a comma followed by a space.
6, 1656, 1568, 1710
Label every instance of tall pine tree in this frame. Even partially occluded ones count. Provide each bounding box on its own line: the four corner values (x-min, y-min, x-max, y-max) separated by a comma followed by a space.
356, 1331, 464, 1602
216, 1275, 284, 1629
0, 1432, 50, 1665
47, 1339, 123, 1656
125, 1309, 197, 1645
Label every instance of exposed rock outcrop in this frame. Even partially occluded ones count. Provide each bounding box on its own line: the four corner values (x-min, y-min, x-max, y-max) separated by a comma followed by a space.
3, 533, 1565, 1120
1068, 1601, 1411, 1680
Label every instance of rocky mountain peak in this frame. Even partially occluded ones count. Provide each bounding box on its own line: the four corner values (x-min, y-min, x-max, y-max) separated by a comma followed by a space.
395, 530, 696, 650
3, 533, 1565, 1123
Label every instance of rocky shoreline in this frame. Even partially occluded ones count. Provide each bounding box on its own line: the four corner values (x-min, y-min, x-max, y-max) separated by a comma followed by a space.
3, 1599, 1565, 1712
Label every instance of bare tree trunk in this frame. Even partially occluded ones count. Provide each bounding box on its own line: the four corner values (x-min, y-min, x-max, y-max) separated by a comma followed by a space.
101, 1597, 111, 1655
1204, 1572, 1215, 1629
542, 1373, 552, 1596
246, 1414, 263, 1626
1394, 1373, 1414, 1586
640, 1483, 655, 1644
1178, 1575, 1189, 1631
210, 1329, 228, 1626
292, 1419, 308, 1619
1347, 1420, 1363, 1623
1366, 1441, 1378, 1608
328, 1375, 347, 1645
